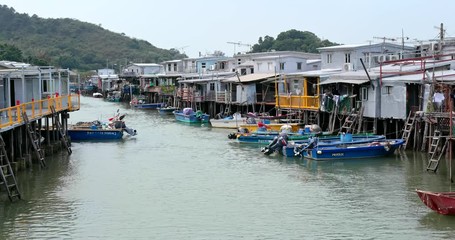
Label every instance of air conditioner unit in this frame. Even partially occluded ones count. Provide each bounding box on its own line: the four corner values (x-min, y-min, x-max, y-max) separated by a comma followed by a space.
343, 63, 352, 71
388, 54, 399, 61
375, 55, 386, 63
431, 42, 439, 51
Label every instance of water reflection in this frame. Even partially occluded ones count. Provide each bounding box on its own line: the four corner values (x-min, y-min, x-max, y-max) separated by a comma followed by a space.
3, 96, 455, 239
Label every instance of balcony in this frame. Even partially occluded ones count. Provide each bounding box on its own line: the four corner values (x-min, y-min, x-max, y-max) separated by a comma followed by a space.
276, 95, 319, 110
0, 94, 81, 131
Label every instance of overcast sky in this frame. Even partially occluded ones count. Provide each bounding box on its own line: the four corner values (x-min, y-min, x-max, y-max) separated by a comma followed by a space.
2, 0, 455, 58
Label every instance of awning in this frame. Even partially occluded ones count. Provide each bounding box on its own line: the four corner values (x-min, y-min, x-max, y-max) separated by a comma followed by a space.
224, 73, 277, 83
319, 79, 370, 85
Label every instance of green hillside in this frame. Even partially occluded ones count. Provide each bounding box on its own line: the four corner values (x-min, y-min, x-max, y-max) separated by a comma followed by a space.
0, 5, 187, 71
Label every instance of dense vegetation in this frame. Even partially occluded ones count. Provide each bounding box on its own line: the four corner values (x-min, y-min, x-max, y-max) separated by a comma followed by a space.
251, 29, 339, 53
0, 5, 339, 72
0, 5, 187, 71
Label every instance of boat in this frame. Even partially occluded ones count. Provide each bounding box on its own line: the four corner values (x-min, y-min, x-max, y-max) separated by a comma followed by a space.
130, 96, 165, 109
296, 138, 404, 160
173, 108, 210, 123
157, 106, 179, 115
416, 189, 455, 215
209, 113, 247, 129
106, 91, 121, 102
282, 133, 386, 157
239, 122, 301, 133
68, 124, 124, 141
68, 112, 137, 141
229, 124, 327, 144
93, 92, 103, 98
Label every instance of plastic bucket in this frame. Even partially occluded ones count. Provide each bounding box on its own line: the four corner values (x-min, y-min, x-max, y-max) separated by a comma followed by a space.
340, 133, 353, 142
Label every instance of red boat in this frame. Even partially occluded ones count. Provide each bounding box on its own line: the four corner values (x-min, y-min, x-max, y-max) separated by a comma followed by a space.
416, 189, 455, 215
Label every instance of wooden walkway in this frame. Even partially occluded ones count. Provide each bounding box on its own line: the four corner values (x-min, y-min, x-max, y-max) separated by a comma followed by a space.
0, 94, 80, 132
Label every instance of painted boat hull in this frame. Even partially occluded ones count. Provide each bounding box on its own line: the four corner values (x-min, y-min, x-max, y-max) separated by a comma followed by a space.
301, 139, 404, 160
236, 133, 313, 144
173, 111, 210, 123
283, 135, 386, 157
416, 189, 455, 215
158, 107, 179, 115
132, 103, 165, 109
210, 118, 247, 129
68, 129, 124, 141
240, 123, 300, 133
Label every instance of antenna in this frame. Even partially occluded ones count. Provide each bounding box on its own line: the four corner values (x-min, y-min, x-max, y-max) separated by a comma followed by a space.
174, 45, 189, 54
227, 41, 252, 55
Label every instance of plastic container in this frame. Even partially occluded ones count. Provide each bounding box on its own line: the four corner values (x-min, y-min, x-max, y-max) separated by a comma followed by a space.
340, 133, 353, 142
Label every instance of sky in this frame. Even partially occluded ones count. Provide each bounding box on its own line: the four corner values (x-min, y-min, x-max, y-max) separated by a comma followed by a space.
2, 0, 455, 59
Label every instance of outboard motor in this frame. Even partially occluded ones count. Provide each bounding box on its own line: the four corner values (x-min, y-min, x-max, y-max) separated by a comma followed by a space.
294, 137, 318, 157
261, 132, 288, 156
227, 132, 238, 139
124, 127, 137, 136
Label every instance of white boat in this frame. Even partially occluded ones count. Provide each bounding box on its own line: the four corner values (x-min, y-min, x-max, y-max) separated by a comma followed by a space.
93, 92, 103, 98
209, 113, 246, 129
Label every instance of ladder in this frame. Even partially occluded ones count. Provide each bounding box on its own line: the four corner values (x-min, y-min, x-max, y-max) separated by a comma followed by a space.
428, 130, 441, 157
22, 112, 46, 168
340, 109, 358, 134
427, 138, 449, 172
50, 106, 72, 155
308, 111, 318, 125
401, 111, 416, 150
0, 134, 21, 201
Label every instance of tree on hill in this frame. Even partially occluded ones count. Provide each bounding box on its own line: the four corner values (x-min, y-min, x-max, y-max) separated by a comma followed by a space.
251, 29, 339, 53
0, 5, 187, 71
0, 43, 23, 62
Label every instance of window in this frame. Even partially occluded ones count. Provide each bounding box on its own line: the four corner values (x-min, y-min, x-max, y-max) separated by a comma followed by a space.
257, 63, 262, 71
363, 53, 370, 65
327, 54, 332, 63
382, 86, 393, 95
297, 62, 302, 70
345, 53, 351, 63
279, 62, 285, 70
238, 59, 241, 65
250, 68, 254, 74
267, 62, 273, 71
240, 68, 247, 75
210, 82, 215, 91
293, 80, 301, 95
173, 63, 177, 71
168, 64, 171, 71
361, 87, 368, 101
220, 62, 225, 69
201, 62, 206, 68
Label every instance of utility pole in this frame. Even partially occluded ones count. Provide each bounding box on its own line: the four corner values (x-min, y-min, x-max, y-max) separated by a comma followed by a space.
440, 23, 444, 54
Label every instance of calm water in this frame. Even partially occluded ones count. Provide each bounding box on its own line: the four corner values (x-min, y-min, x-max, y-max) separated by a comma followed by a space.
1, 96, 455, 239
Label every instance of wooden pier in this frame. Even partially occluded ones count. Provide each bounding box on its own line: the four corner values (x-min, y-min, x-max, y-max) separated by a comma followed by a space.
0, 94, 80, 201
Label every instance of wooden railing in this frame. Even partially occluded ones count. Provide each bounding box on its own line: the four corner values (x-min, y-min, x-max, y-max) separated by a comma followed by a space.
0, 94, 80, 129
276, 95, 319, 110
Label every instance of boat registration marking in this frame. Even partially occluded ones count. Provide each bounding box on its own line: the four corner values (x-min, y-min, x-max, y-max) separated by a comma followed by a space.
331, 153, 344, 157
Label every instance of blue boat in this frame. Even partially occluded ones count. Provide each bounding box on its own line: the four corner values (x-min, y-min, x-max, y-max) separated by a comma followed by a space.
68, 114, 137, 141
296, 139, 404, 160
282, 134, 386, 157
173, 108, 210, 123
68, 128, 124, 141
131, 102, 165, 109
158, 106, 179, 115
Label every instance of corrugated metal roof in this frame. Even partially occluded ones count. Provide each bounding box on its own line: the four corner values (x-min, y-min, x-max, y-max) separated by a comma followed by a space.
319, 79, 370, 85
224, 73, 277, 83
286, 69, 342, 77
383, 69, 455, 84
